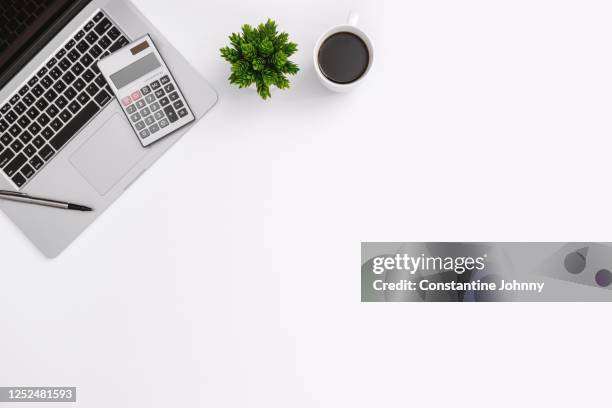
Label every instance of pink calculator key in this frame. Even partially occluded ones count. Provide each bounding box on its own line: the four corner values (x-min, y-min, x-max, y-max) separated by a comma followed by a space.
131, 90, 142, 100
121, 96, 132, 106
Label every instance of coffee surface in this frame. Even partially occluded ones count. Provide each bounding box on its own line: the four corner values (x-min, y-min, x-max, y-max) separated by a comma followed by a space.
318, 32, 369, 84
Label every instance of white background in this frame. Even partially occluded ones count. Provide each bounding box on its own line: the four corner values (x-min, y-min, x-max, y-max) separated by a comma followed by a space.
1, 0, 611, 406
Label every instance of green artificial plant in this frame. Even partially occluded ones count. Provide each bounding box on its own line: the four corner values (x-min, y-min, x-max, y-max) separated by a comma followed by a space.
220, 19, 299, 99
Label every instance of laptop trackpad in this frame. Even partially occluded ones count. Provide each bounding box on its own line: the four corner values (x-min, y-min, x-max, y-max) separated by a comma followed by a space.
70, 113, 146, 196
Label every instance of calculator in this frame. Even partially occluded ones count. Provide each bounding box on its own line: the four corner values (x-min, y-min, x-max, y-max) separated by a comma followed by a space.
97, 34, 194, 147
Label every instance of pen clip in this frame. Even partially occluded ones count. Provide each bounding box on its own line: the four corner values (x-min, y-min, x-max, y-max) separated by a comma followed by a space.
0, 190, 28, 197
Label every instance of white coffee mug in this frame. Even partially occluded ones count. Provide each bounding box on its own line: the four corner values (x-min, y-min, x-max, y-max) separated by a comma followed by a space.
313, 11, 374, 92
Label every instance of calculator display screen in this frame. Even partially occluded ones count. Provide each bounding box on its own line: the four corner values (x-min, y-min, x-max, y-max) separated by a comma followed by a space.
110, 53, 161, 89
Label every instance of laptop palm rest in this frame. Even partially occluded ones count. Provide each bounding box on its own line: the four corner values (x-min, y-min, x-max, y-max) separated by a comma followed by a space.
69, 113, 146, 196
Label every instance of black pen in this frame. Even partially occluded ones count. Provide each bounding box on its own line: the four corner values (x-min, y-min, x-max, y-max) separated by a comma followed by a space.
0, 190, 93, 212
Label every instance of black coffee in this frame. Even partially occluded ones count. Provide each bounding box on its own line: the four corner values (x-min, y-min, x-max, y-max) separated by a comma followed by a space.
318, 32, 369, 84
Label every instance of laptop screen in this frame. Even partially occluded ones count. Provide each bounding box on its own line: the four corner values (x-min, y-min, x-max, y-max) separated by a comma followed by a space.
0, 0, 90, 89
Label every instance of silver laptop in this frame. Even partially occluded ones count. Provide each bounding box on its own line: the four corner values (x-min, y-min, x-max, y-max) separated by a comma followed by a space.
0, 0, 217, 257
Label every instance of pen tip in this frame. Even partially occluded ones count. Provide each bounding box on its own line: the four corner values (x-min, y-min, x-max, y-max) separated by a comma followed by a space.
68, 204, 93, 211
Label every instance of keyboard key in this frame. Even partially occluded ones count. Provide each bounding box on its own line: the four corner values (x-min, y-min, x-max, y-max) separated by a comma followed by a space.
59, 110, 72, 123
77, 92, 90, 105
144, 116, 155, 126
71, 62, 84, 76
58, 58, 71, 71
35, 99, 49, 111
21, 164, 35, 179
98, 35, 111, 49
11, 173, 26, 187
40, 75, 53, 88
135, 100, 146, 109
135, 121, 145, 131
50, 67, 62, 80
83, 69, 95, 82
46, 105, 59, 118
80, 53, 94, 67
18, 85, 29, 96
24, 144, 37, 157
37, 113, 50, 126
160, 75, 170, 85
86, 83, 99, 96
39, 145, 55, 161
22, 93, 35, 106
68, 101, 81, 114
28, 122, 41, 135
37, 67, 48, 78
150, 102, 160, 112
53, 81, 66, 94
121, 96, 132, 106
75, 30, 85, 40
9, 95, 20, 104
139, 129, 150, 138
168, 92, 179, 101
154, 89, 164, 98
164, 106, 179, 123
94, 18, 112, 35
41, 127, 54, 140
26, 107, 39, 120
94, 89, 111, 106
67, 49, 80, 62
55, 96, 68, 109
107, 27, 120, 40
65, 87, 77, 100
85, 31, 99, 45
0, 119, 7, 132
173, 100, 184, 109
27, 77, 38, 86
1, 104, 10, 114
62, 71, 76, 84
50, 118, 62, 131
131, 90, 142, 100
89, 45, 102, 58
65, 39, 76, 50
159, 119, 169, 128
56, 48, 67, 59
18, 116, 31, 128
154, 110, 165, 120
149, 123, 160, 134
126, 105, 136, 114
84, 20, 95, 32
141, 107, 150, 117
46, 57, 57, 68
0, 149, 15, 167
50, 101, 100, 151
159, 97, 169, 106
94, 75, 106, 88
164, 84, 175, 93
130, 112, 141, 122
77, 40, 89, 53
30, 155, 43, 170
9, 124, 21, 137
10, 139, 23, 152
14, 102, 26, 114
141, 86, 151, 95
93, 11, 104, 22
32, 136, 45, 149
1, 133, 12, 146
5, 111, 18, 124
19, 131, 33, 144
4, 153, 27, 177
145, 94, 156, 104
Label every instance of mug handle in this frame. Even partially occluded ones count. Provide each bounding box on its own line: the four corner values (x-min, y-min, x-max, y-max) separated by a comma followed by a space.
347, 11, 359, 26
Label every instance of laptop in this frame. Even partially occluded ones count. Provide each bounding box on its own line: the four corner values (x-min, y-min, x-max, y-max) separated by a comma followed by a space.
0, 0, 218, 257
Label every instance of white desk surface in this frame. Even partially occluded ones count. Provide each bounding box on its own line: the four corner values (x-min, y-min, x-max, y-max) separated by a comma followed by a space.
1, 0, 610, 406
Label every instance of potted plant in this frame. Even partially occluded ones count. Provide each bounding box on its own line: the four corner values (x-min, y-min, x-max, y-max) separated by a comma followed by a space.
220, 19, 299, 99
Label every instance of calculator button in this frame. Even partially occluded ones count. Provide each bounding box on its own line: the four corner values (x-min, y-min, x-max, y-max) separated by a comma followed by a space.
126, 105, 136, 114
159, 97, 169, 106
144, 116, 155, 125
131, 90, 142, 100
135, 121, 146, 131
149, 123, 160, 134
163, 83, 175, 93
141, 107, 151, 117
121, 96, 132, 106
173, 100, 184, 109
139, 129, 150, 138
150, 102, 160, 112
145, 94, 156, 104
159, 119, 169, 128
135, 99, 146, 109
168, 92, 179, 101
141, 86, 151, 95
160, 75, 170, 85
163, 106, 178, 123
154, 110, 165, 120
130, 112, 141, 122
154, 89, 165, 98
178, 108, 189, 118
150, 80, 160, 90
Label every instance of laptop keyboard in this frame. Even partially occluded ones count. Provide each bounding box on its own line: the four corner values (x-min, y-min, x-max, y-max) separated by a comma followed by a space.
0, 9, 129, 188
